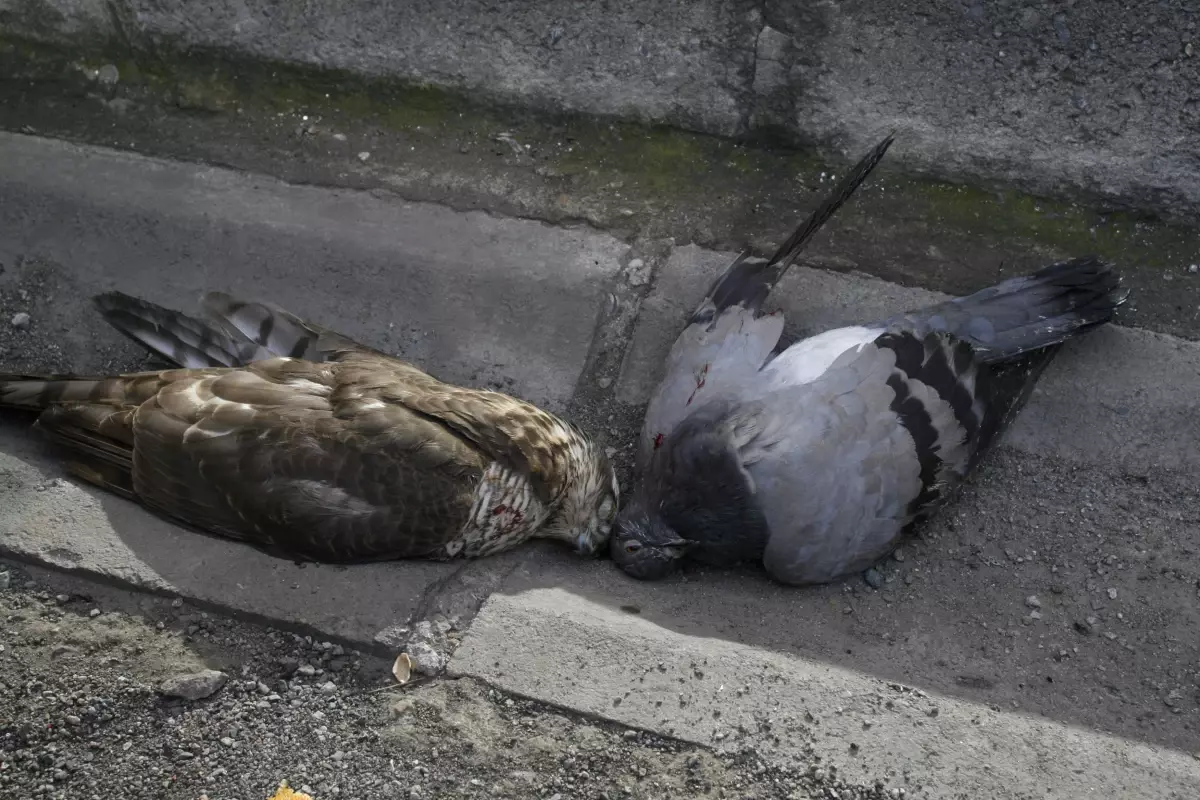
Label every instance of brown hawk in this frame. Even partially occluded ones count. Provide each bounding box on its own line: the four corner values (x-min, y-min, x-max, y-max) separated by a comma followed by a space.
1, 291, 619, 562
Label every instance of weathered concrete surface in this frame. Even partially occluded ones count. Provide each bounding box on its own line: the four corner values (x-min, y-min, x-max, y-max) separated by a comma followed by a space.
0, 423, 457, 645
3, 1, 1200, 216
0, 132, 626, 644
5, 44, 1200, 342
0, 131, 627, 411
451, 572, 1199, 800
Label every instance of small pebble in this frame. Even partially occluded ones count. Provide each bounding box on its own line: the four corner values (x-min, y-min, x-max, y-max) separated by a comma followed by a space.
332, 132, 348, 141
864, 568, 883, 589
11, 312, 31, 329
320, 681, 337, 694
89, 608, 101, 618
1025, 595, 1041, 609
96, 64, 119, 85
159, 669, 228, 701
1107, 588, 1118, 600
357, 151, 371, 162
892, 547, 906, 563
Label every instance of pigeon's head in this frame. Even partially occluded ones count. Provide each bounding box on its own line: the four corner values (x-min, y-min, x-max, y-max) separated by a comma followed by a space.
609, 506, 691, 580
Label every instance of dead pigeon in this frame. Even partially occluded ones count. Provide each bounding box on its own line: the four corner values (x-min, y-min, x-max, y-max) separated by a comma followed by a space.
610, 134, 1129, 585
1, 291, 618, 562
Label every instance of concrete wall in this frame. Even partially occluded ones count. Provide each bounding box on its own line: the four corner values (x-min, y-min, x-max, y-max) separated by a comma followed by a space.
4, 0, 1199, 215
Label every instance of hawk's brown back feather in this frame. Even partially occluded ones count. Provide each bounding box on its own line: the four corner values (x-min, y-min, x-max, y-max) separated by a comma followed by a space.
2, 349, 589, 562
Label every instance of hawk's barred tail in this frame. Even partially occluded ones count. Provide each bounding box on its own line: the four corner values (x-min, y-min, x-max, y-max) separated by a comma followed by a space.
690, 133, 895, 323
0, 372, 164, 411
201, 292, 384, 362
201, 292, 328, 362
94, 291, 268, 369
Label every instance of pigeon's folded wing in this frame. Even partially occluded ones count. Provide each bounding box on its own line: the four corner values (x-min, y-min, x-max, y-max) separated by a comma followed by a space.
739, 329, 984, 584
638, 276, 784, 471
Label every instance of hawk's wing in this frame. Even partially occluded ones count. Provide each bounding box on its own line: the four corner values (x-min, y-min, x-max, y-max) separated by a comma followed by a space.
6, 358, 490, 561
93, 290, 384, 370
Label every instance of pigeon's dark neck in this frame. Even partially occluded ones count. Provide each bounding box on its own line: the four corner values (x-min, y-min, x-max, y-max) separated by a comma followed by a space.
653, 411, 771, 566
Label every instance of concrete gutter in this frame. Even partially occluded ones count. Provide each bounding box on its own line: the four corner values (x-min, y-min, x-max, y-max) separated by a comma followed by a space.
1, 134, 1198, 798
2, 1, 1200, 218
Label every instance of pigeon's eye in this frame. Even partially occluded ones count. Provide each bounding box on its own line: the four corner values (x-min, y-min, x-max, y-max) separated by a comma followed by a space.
624, 541, 642, 554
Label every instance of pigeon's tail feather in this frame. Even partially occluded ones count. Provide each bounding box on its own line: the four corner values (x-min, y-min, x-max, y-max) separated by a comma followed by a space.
893, 256, 1129, 363
94, 291, 269, 369
688, 133, 894, 323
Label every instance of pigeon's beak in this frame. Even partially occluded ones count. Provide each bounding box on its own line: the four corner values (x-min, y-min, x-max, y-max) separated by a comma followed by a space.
660, 538, 693, 558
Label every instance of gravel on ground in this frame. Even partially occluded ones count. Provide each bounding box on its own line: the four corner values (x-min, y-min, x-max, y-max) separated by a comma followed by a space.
0, 562, 903, 800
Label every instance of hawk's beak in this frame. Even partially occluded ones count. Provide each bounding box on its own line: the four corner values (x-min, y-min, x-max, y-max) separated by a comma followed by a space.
575, 531, 602, 556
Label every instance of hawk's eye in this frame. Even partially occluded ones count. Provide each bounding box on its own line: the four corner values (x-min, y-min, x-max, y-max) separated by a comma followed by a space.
624, 541, 642, 554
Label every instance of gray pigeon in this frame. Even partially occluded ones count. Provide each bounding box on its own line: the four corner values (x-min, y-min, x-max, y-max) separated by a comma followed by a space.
610, 134, 1130, 585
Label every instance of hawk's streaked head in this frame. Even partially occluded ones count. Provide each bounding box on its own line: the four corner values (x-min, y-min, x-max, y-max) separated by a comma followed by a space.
546, 435, 619, 556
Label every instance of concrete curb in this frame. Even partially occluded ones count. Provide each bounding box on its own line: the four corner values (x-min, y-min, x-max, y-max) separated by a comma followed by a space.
3, 2, 1200, 217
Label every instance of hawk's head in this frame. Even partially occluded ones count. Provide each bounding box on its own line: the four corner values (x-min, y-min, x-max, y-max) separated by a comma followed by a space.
547, 436, 619, 556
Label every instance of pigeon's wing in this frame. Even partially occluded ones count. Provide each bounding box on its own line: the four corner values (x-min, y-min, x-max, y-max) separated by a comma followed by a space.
93, 290, 384, 370
1, 358, 493, 561
639, 134, 895, 471
739, 329, 986, 585
638, 278, 784, 471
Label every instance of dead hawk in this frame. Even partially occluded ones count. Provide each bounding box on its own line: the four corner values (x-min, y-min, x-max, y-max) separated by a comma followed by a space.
1, 291, 619, 562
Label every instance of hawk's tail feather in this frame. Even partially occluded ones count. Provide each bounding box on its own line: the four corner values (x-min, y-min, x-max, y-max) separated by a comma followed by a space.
0, 374, 148, 411
689, 132, 894, 323
0, 377, 139, 494
894, 256, 1130, 363
202, 292, 384, 362
95, 291, 271, 369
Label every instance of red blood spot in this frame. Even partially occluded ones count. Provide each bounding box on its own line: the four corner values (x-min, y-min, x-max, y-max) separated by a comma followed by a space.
685, 365, 709, 406
653, 433, 664, 450
492, 504, 507, 515
513, 510, 524, 522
